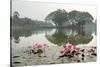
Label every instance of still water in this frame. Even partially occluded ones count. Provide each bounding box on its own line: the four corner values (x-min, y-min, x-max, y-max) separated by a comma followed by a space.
11, 27, 96, 66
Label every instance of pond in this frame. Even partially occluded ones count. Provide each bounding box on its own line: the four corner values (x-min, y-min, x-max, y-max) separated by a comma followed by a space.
11, 26, 96, 66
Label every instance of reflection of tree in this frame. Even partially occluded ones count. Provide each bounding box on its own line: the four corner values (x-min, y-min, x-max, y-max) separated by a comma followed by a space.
45, 28, 93, 46
67, 34, 93, 45
12, 28, 53, 43
14, 36, 20, 43
46, 31, 68, 46
12, 29, 32, 43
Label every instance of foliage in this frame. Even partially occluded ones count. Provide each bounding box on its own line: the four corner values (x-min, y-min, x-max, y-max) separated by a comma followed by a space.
46, 29, 93, 46
45, 9, 68, 27
45, 9, 94, 27
12, 11, 53, 28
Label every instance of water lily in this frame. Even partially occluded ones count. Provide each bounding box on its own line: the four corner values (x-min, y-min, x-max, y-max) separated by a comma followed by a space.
32, 45, 36, 49
43, 44, 48, 48
63, 43, 76, 52
75, 47, 80, 53
36, 44, 43, 49
67, 45, 72, 49
27, 43, 47, 49
59, 43, 80, 59
26, 43, 48, 57
60, 48, 66, 54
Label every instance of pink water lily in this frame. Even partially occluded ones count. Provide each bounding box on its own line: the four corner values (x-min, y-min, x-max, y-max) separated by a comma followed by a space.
67, 45, 72, 49
63, 43, 75, 52
36, 44, 43, 49
75, 47, 80, 53
32, 45, 37, 49
60, 48, 66, 54
27, 43, 47, 49
26, 43, 48, 56
60, 43, 80, 54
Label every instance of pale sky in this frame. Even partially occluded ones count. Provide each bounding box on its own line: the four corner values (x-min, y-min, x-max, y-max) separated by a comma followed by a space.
12, 0, 97, 21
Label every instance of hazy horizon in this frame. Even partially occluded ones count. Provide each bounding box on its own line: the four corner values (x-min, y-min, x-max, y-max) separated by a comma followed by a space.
12, 0, 97, 21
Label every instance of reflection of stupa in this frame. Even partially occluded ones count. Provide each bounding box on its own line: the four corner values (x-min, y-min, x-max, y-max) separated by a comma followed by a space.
45, 29, 93, 46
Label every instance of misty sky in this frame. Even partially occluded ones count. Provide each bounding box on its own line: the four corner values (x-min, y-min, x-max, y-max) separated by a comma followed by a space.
12, 0, 97, 21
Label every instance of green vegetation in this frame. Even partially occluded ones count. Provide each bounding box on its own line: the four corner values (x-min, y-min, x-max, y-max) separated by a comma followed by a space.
45, 9, 68, 27
11, 10, 96, 44
12, 11, 53, 29
12, 9, 95, 29
46, 29, 93, 46
45, 9, 94, 28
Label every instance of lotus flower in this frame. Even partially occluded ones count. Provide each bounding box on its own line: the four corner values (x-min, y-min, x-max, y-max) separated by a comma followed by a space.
60, 48, 66, 54
36, 44, 42, 48
60, 43, 80, 55
63, 43, 74, 52
67, 45, 72, 49
75, 47, 80, 53
32, 45, 37, 49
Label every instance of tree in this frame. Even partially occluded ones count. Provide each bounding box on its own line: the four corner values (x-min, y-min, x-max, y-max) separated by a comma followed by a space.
13, 11, 20, 19
68, 10, 94, 28
76, 12, 94, 28
12, 11, 22, 26
68, 10, 81, 24
45, 9, 68, 27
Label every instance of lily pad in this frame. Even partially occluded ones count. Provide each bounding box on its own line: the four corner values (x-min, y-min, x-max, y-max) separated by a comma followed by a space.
13, 56, 20, 58
13, 61, 21, 64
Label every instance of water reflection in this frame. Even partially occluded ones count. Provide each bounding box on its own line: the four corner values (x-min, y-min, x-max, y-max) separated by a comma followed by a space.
12, 28, 52, 43
12, 27, 95, 46
45, 28, 93, 46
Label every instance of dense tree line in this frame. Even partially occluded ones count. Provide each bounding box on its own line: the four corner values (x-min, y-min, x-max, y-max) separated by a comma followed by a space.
12, 11, 53, 29
45, 9, 95, 28
12, 9, 96, 29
